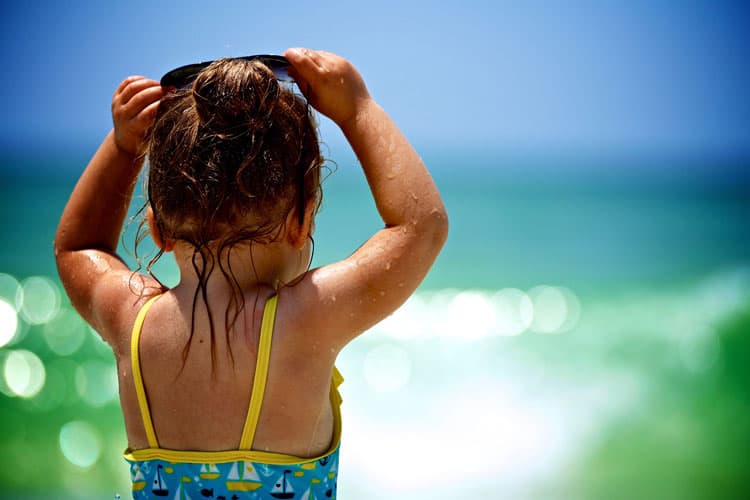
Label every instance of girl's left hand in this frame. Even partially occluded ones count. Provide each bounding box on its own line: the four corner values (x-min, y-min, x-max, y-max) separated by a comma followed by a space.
111, 76, 164, 156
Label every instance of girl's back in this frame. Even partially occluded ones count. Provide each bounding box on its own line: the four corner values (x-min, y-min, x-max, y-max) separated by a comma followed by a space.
122, 287, 336, 458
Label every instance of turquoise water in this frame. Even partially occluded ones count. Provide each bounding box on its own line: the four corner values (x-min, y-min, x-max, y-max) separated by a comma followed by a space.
0, 152, 749, 498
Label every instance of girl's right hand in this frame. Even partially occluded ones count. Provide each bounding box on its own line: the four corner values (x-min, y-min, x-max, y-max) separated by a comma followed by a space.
283, 48, 371, 128
111, 76, 163, 156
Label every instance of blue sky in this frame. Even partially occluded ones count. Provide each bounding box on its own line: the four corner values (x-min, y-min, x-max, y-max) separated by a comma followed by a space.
1, 1, 749, 165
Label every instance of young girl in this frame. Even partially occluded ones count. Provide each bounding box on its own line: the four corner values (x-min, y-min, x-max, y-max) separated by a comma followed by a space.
55, 48, 448, 499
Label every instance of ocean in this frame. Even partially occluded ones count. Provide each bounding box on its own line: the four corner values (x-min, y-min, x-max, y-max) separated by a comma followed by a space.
0, 150, 749, 498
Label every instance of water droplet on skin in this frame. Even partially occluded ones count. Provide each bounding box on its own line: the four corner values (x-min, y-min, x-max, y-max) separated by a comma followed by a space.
386, 173, 396, 180
379, 291, 385, 297
385, 262, 391, 271
410, 192, 418, 201
330, 295, 336, 303
397, 283, 405, 288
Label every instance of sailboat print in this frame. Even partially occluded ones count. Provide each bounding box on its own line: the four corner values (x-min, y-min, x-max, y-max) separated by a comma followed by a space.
225, 461, 263, 491
152, 464, 169, 496
173, 482, 192, 500
270, 470, 295, 499
199, 463, 221, 480
300, 486, 316, 500
259, 463, 275, 477
132, 466, 146, 491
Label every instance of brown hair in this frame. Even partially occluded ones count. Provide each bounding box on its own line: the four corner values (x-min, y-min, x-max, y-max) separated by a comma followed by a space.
140, 58, 322, 367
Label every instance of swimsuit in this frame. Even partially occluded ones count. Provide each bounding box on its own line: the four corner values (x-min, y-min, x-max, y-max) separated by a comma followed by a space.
124, 294, 343, 499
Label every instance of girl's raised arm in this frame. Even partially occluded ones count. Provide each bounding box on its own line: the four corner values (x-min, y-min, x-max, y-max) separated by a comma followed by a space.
54, 77, 164, 350
283, 48, 449, 349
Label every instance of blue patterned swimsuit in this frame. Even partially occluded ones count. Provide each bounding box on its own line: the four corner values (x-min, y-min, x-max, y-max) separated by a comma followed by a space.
124, 295, 343, 499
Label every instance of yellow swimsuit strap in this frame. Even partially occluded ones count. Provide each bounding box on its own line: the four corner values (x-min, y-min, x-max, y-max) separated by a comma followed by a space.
130, 295, 163, 449
130, 294, 279, 451
239, 294, 278, 450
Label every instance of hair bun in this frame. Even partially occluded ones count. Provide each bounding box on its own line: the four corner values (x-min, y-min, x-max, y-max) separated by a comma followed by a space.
191, 59, 280, 131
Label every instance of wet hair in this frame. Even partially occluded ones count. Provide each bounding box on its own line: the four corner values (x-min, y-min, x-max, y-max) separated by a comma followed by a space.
139, 58, 322, 368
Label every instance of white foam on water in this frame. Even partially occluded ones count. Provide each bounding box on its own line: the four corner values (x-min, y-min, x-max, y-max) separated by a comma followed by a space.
492, 288, 534, 336
363, 343, 412, 393
369, 286, 582, 341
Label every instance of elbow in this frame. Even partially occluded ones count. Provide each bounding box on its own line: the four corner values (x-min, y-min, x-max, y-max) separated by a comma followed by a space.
425, 205, 449, 252
389, 205, 449, 257
53, 236, 63, 265
53, 239, 69, 275
53, 229, 68, 267
53, 227, 77, 273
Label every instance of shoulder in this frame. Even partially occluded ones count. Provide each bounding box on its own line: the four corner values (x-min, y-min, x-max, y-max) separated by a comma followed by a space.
273, 263, 379, 355
56, 246, 166, 355
87, 270, 165, 356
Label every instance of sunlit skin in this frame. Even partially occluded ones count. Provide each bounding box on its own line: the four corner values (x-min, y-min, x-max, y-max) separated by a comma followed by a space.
54, 48, 448, 458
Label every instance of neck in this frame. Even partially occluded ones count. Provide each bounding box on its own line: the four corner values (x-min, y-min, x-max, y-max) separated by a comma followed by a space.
170, 239, 309, 294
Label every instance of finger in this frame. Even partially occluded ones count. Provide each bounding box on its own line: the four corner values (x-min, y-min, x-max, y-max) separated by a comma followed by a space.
285, 48, 327, 79
132, 99, 162, 130
284, 47, 307, 69
311, 50, 341, 69
302, 49, 329, 71
117, 78, 160, 108
120, 85, 164, 119
113, 75, 145, 99
118, 78, 160, 106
